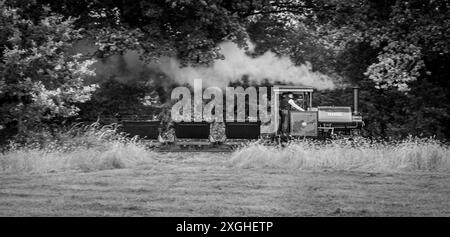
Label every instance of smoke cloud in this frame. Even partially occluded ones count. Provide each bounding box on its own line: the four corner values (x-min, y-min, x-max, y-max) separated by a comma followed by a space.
151, 41, 335, 89
89, 41, 335, 89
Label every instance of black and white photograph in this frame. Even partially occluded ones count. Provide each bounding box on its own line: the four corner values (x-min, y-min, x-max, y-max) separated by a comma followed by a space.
0, 0, 449, 222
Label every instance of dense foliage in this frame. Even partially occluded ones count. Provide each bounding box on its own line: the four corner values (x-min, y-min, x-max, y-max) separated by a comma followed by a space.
0, 2, 97, 142
1, 0, 449, 141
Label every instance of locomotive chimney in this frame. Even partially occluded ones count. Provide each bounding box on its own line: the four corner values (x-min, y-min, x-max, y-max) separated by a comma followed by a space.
353, 87, 359, 115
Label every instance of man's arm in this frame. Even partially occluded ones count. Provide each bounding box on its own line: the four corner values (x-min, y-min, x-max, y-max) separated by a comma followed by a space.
288, 99, 305, 111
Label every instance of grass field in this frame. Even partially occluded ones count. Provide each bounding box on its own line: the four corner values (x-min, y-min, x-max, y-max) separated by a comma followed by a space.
1, 150, 449, 216
1, 125, 449, 216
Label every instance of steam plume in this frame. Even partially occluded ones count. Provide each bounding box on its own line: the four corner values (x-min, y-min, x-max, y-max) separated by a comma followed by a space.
90, 41, 336, 89
152, 41, 335, 89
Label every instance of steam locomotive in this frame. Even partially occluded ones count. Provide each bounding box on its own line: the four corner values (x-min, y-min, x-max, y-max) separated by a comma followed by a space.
121, 85, 363, 151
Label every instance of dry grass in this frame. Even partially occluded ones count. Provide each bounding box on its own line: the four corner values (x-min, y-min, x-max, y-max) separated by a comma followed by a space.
230, 138, 450, 172
0, 129, 449, 216
0, 123, 156, 174
2, 127, 449, 174
1, 152, 449, 216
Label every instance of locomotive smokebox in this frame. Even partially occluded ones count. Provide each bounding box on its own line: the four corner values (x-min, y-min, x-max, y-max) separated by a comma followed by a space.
353, 87, 359, 115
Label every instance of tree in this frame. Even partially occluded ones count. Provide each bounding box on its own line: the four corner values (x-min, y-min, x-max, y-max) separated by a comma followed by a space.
310, 0, 450, 91
5, 0, 323, 65
0, 2, 97, 138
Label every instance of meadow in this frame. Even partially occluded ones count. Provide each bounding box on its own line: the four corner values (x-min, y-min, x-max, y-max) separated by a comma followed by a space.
0, 124, 449, 216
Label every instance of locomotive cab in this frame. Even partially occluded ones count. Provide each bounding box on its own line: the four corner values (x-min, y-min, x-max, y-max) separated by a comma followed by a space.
262, 85, 363, 139
266, 86, 317, 137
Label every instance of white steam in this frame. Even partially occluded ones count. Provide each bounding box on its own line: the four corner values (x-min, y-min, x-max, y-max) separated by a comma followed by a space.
89, 41, 335, 89
152, 41, 335, 89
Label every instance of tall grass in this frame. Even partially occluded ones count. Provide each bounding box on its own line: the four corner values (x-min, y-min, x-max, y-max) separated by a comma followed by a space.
230, 137, 450, 172
0, 123, 156, 174
2, 124, 449, 174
